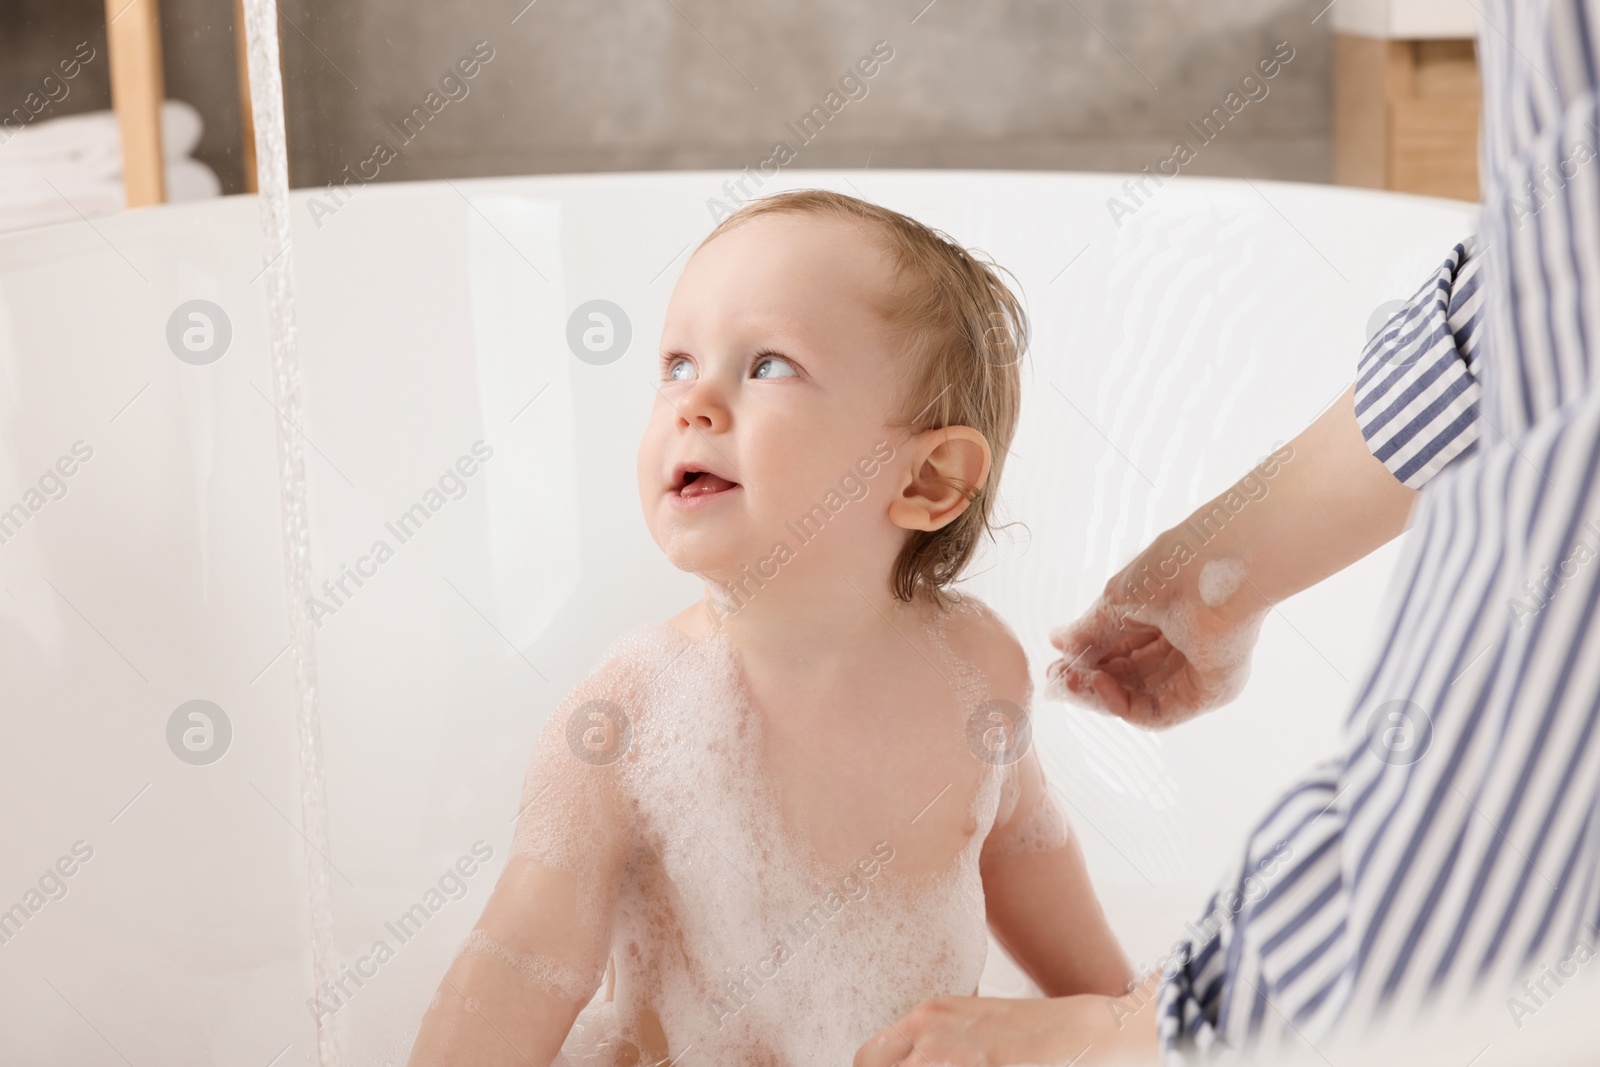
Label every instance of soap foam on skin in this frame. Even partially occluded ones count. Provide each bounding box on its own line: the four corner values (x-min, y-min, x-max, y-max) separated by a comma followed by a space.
474, 593, 1031, 1065
990, 791, 1072, 857
987, 751, 1072, 859
456, 929, 594, 1003
1044, 590, 1266, 718
1197, 557, 1247, 607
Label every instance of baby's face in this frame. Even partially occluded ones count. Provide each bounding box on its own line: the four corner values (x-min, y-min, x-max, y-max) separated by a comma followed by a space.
637, 212, 912, 590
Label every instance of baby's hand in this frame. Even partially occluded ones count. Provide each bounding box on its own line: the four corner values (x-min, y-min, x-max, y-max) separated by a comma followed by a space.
1044, 538, 1267, 728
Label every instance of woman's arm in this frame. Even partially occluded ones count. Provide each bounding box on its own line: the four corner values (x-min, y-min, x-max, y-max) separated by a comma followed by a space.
1047, 383, 1418, 727
1165, 381, 1418, 608
1049, 236, 1485, 728
852, 984, 1162, 1066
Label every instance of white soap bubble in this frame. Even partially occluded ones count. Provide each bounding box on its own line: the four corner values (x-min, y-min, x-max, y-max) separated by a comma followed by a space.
1197, 557, 1248, 607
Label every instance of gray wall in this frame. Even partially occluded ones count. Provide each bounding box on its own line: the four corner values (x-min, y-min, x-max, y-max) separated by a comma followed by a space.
2, 1, 1329, 196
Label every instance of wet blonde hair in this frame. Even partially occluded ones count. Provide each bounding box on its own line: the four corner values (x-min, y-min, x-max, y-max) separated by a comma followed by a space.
698, 189, 1027, 608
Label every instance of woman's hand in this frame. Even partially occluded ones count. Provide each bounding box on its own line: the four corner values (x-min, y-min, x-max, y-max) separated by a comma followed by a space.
852, 989, 1161, 1067
1045, 535, 1268, 728
1045, 384, 1419, 729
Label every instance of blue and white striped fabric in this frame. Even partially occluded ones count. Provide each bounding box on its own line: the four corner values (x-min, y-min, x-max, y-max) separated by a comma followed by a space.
1354, 239, 1486, 488
1157, 1, 1600, 1057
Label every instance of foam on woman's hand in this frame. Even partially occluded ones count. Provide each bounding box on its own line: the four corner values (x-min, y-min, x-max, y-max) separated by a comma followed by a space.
1043, 577, 1268, 721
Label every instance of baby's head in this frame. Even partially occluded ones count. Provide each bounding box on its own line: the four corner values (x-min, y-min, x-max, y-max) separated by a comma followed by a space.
636, 189, 1025, 617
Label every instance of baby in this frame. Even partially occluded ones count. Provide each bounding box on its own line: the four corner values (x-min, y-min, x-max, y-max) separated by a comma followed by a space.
407, 190, 1132, 1066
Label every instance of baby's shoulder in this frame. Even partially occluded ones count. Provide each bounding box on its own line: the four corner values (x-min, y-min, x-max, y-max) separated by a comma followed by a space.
557, 621, 693, 716
514, 625, 698, 857
936, 593, 1033, 709
530, 623, 682, 746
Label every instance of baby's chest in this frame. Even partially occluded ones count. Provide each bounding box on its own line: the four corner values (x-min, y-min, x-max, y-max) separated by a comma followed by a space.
758, 708, 996, 879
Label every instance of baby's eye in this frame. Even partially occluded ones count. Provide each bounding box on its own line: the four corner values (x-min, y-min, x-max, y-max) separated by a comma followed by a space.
662, 356, 696, 381
752, 352, 798, 379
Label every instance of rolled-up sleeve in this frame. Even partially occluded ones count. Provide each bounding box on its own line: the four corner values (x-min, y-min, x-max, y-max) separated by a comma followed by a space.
1353, 237, 1486, 488
1155, 891, 1231, 1062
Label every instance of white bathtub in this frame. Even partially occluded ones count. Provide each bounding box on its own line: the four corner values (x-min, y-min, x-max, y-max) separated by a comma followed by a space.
4, 169, 1553, 1064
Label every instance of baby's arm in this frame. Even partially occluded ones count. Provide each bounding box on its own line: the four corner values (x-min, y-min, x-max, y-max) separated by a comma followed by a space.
407, 662, 636, 1066
957, 602, 1133, 998
980, 749, 1134, 999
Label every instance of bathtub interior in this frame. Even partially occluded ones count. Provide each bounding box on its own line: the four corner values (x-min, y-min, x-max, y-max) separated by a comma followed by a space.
0, 170, 1483, 1064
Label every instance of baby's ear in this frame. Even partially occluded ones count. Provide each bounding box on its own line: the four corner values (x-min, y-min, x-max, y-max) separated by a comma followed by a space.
887, 425, 991, 532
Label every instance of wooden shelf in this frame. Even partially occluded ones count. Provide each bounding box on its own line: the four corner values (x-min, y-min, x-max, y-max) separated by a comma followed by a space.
105, 0, 167, 206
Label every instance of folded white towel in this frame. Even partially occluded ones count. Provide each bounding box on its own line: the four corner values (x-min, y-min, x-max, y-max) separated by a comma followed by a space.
0, 160, 221, 232
0, 100, 220, 233
0, 99, 204, 165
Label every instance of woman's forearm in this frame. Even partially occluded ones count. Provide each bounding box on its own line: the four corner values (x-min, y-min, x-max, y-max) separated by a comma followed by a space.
1151, 383, 1418, 616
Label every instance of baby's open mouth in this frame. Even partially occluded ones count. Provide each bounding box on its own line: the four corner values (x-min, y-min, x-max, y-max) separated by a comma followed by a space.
677, 470, 740, 497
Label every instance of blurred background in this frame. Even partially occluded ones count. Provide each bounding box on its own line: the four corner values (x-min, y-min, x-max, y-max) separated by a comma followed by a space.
1, 0, 1480, 229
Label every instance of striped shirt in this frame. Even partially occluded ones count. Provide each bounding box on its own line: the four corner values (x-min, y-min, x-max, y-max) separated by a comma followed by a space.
1158, 1, 1600, 1056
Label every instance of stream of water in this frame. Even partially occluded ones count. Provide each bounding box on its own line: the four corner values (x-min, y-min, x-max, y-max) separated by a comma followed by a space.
237, 4, 342, 1065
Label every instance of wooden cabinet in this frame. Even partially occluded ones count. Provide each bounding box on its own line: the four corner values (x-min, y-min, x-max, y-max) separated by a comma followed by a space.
1334, 34, 1480, 201
1330, 1, 1481, 202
